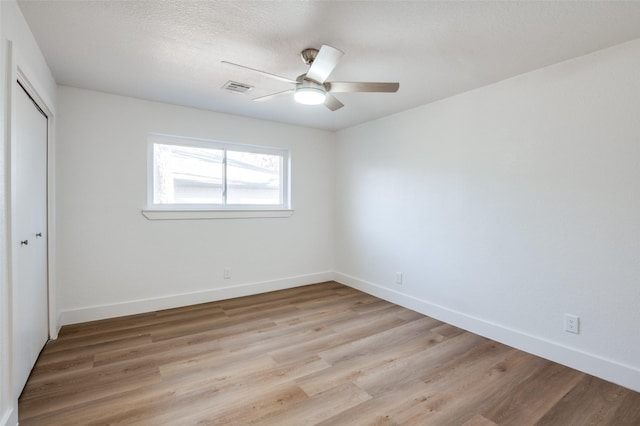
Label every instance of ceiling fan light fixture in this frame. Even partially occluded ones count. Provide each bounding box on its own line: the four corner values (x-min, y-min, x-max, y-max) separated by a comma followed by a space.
294, 86, 326, 105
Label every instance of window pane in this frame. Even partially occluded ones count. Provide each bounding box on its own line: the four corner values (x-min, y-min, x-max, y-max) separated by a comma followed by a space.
153, 143, 223, 204
226, 150, 282, 205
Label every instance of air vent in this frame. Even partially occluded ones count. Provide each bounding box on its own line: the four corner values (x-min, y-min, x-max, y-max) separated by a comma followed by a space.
222, 80, 254, 94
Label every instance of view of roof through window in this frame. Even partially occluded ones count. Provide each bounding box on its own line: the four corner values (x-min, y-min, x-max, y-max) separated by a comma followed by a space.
153, 142, 283, 206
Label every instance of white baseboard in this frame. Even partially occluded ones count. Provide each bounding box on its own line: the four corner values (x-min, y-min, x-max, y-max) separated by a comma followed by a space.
334, 271, 640, 393
59, 271, 334, 326
0, 406, 17, 426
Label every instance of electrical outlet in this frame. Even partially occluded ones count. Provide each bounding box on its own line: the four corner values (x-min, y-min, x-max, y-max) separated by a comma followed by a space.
223, 267, 231, 279
395, 272, 403, 285
564, 314, 580, 334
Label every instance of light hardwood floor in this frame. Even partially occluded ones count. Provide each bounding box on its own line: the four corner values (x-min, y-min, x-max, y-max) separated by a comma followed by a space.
19, 282, 640, 425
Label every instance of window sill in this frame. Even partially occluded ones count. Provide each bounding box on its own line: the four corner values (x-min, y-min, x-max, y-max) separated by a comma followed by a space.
141, 209, 294, 220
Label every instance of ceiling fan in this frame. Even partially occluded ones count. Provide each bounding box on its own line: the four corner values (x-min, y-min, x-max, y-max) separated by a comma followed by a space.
222, 45, 399, 111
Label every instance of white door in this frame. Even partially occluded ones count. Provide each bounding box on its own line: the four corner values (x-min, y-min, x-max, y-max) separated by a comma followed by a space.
13, 81, 49, 398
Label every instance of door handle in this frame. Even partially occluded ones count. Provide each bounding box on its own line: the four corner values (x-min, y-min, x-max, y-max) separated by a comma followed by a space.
21, 240, 28, 246
35, 232, 42, 238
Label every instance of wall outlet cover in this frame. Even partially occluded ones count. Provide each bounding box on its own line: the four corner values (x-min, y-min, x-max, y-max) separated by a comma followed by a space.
564, 313, 580, 334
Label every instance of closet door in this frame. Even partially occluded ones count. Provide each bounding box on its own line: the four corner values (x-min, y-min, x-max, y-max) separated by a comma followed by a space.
13, 81, 49, 397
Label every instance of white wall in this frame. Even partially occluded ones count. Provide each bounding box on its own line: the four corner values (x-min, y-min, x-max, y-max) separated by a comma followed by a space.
335, 38, 640, 392
0, 14, 10, 424
1, 1, 57, 425
56, 86, 335, 324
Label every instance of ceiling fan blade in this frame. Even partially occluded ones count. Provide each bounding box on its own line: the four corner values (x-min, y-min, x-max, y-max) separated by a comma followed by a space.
252, 89, 295, 102
221, 61, 298, 84
306, 45, 344, 84
326, 81, 400, 93
324, 93, 344, 111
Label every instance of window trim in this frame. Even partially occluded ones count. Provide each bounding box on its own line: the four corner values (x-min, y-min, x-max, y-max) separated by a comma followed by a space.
143, 133, 292, 220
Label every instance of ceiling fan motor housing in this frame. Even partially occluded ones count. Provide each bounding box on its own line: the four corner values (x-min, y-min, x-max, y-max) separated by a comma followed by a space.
296, 76, 325, 91
296, 74, 327, 90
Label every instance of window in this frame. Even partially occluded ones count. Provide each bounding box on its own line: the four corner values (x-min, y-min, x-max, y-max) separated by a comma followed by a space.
144, 134, 291, 219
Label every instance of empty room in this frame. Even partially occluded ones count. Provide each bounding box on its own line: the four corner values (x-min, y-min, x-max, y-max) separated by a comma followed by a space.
1, 1, 640, 424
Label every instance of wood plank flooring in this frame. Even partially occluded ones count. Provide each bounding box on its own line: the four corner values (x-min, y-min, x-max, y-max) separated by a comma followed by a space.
18, 282, 640, 425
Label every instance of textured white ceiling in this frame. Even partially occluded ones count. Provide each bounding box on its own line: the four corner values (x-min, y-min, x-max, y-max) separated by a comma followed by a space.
17, 0, 640, 131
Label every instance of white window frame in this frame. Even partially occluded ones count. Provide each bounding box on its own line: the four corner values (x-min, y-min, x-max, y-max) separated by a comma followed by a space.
142, 133, 292, 220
